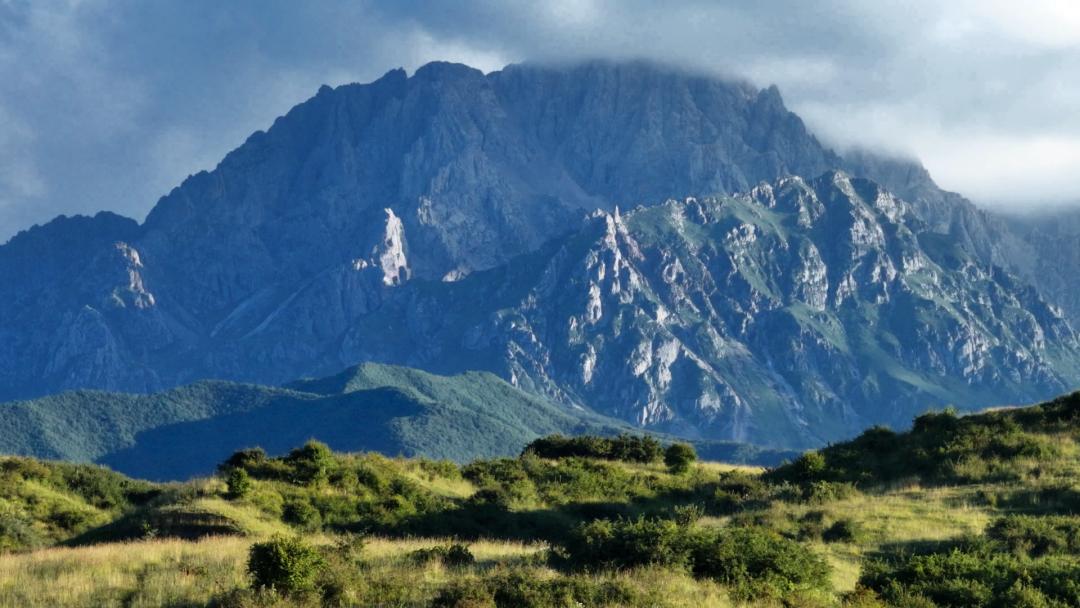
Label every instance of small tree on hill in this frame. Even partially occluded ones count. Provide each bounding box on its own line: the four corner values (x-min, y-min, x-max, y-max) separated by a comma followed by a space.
219, 447, 267, 474
664, 443, 697, 474
285, 440, 334, 485
225, 467, 252, 499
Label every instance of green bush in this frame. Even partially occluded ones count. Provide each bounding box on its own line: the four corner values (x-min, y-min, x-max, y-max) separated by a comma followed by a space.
247, 536, 325, 595
823, 519, 864, 544
712, 471, 773, 513
766, 398, 1080, 488
432, 579, 496, 608
861, 546, 1080, 607
523, 434, 663, 463
986, 514, 1080, 557
788, 452, 827, 483
999, 582, 1053, 608
224, 468, 252, 500
462, 459, 535, 503
796, 511, 827, 541
466, 487, 514, 511
563, 518, 830, 602
0, 512, 42, 551
417, 458, 461, 480
282, 498, 322, 530
664, 443, 697, 474
672, 504, 704, 527
804, 480, 858, 504
564, 517, 692, 570
489, 570, 645, 607
219, 447, 267, 473
690, 526, 832, 601
284, 441, 335, 485
409, 544, 476, 568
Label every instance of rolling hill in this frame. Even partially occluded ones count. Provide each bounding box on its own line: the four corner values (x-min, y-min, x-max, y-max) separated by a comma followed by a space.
0, 362, 792, 481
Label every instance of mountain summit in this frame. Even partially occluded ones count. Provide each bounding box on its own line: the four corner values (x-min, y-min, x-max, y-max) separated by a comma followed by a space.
0, 60, 1076, 449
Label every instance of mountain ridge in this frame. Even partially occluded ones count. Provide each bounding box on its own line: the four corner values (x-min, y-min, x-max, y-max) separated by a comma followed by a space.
1, 59, 1077, 451
0, 361, 792, 480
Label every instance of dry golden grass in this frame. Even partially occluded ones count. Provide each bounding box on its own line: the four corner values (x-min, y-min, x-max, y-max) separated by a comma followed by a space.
361, 536, 546, 562
0, 536, 250, 607
0, 535, 554, 607
696, 460, 767, 475
0, 533, 744, 607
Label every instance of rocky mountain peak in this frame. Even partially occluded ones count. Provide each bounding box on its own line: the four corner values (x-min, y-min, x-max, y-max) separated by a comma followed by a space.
1, 60, 1078, 452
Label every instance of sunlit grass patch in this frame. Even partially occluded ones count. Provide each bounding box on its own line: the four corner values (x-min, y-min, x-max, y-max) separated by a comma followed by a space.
0, 536, 249, 608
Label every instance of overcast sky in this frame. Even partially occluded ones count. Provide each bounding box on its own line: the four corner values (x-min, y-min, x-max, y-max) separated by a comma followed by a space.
2, 0, 1078, 241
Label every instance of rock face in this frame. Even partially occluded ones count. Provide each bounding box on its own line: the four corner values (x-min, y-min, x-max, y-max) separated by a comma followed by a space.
843, 149, 1080, 328
334, 173, 1080, 446
1, 60, 1078, 448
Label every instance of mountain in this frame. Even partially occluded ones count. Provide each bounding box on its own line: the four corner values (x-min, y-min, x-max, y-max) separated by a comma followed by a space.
333, 172, 1080, 446
999, 209, 1080, 326
0, 59, 1077, 451
0, 362, 789, 480
843, 149, 1080, 328
0, 60, 843, 402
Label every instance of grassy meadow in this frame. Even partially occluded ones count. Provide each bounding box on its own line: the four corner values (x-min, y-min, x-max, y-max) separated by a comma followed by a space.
0, 394, 1078, 606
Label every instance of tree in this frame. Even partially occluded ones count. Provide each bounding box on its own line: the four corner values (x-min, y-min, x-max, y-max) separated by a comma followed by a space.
225, 467, 252, 500
664, 443, 697, 474
219, 447, 267, 473
284, 440, 334, 485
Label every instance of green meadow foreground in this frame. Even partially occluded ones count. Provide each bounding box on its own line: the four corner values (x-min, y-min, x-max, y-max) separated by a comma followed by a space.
2, 395, 1080, 607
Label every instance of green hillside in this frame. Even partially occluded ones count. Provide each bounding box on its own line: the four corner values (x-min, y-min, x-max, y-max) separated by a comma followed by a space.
0, 363, 792, 481
0, 390, 1078, 606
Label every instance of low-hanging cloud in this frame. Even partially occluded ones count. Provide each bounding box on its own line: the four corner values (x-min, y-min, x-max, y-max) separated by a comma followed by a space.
1, 0, 1078, 241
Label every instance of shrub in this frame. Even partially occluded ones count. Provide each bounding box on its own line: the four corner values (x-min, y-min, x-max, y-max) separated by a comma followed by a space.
690, 526, 832, 601
986, 514, 1080, 557
225, 467, 252, 500
443, 544, 476, 568
284, 440, 335, 485
417, 458, 461, 480
804, 480, 858, 504
823, 519, 864, 544
788, 451, 827, 483
247, 536, 325, 595
355, 461, 390, 492
0, 512, 42, 551
523, 434, 663, 463
563, 517, 831, 602
664, 443, 697, 474
797, 511, 827, 541
488, 570, 644, 607
409, 544, 476, 568
673, 503, 704, 527
282, 498, 322, 530
466, 487, 514, 511
861, 545, 1080, 607
219, 447, 267, 473
462, 459, 536, 504
912, 407, 960, 434
712, 471, 773, 513
841, 587, 889, 607
1000, 582, 1053, 608
431, 580, 496, 608
564, 517, 693, 570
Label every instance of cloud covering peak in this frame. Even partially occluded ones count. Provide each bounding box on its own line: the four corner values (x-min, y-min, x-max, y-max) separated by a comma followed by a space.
1, 0, 1078, 240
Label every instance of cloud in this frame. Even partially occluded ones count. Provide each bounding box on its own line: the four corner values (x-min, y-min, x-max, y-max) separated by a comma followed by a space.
1, 0, 1078, 240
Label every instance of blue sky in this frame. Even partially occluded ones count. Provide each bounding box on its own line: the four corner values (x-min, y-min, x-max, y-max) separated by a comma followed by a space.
2, 0, 1079, 240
